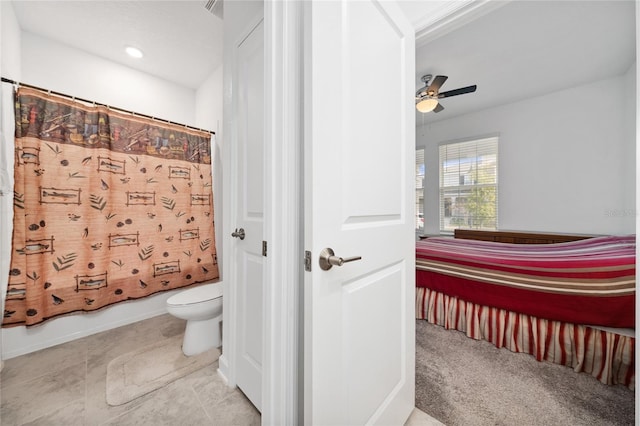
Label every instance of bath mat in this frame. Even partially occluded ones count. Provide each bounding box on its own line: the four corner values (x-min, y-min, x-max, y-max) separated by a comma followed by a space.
106, 335, 220, 406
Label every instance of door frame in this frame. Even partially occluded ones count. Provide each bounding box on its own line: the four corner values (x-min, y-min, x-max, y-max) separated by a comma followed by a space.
248, 0, 501, 424
262, 1, 305, 424
221, 0, 304, 423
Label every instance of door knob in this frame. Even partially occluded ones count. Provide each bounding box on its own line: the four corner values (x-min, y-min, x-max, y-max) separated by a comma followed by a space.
231, 228, 245, 240
318, 248, 362, 271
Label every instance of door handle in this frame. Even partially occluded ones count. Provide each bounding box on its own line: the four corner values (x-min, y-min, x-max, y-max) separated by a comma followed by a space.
318, 247, 362, 271
231, 228, 245, 240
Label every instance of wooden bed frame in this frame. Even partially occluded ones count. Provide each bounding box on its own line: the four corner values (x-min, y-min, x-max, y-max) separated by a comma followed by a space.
453, 229, 595, 244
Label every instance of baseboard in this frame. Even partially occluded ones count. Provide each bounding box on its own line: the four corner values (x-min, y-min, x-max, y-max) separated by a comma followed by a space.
217, 366, 229, 386
1, 306, 169, 359
218, 353, 232, 386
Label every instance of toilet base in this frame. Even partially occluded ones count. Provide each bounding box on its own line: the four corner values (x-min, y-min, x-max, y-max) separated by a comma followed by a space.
182, 315, 222, 356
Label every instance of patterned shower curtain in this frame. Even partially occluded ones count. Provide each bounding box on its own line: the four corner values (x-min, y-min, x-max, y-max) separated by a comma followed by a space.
3, 87, 219, 327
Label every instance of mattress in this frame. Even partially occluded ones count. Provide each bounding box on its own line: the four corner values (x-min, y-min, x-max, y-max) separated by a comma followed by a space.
416, 235, 636, 328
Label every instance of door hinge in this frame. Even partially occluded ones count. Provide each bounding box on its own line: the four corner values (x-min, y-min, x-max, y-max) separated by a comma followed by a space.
304, 250, 312, 272
262, 240, 267, 257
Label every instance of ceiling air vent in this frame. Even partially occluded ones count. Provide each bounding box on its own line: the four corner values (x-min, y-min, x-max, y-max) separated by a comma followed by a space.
204, 0, 223, 19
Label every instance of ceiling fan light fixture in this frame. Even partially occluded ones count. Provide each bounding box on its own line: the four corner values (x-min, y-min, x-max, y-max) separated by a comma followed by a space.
416, 97, 438, 113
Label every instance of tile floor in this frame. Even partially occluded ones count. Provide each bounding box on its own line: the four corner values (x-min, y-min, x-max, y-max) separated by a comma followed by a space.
0, 314, 260, 426
1, 313, 440, 426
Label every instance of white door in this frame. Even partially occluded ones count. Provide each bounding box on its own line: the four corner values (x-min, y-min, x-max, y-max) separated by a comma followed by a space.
303, 1, 415, 425
234, 18, 264, 411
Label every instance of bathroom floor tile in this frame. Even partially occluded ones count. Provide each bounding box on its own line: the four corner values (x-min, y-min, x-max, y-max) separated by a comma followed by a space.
83, 346, 169, 424
100, 377, 211, 426
405, 407, 446, 426
22, 398, 86, 426
187, 362, 236, 406
1, 361, 86, 425
0, 337, 88, 388
85, 315, 185, 368
82, 321, 189, 419
1, 314, 259, 426
205, 390, 261, 426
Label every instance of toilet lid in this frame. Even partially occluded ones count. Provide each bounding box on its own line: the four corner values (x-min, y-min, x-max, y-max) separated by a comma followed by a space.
167, 282, 223, 306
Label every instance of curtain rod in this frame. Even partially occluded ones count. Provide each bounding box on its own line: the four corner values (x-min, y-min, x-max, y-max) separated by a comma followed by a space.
1, 77, 215, 135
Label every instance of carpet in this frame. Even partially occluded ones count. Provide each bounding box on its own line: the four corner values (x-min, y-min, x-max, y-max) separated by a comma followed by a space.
106, 335, 220, 406
415, 320, 635, 426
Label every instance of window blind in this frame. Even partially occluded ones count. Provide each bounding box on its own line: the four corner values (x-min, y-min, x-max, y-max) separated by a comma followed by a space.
439, 137, 498, 233
416, 148, 425, 231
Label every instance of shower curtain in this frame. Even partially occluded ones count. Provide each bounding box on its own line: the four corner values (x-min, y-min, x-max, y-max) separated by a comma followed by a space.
3, 87, 219, 327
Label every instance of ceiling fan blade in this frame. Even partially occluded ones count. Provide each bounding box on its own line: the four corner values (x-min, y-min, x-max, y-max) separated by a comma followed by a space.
438, 85, 477, 98
426, 75, 448, 94
434, 103, 445, 113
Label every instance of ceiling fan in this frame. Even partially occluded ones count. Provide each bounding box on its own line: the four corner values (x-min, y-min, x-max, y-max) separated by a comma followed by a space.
415, 74, 477, 113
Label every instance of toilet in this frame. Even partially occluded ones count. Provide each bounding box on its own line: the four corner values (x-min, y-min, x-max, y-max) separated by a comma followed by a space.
166, 282, 223, 356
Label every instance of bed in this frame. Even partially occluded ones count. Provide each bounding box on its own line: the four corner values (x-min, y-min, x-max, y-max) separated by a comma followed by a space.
416, 230, 635, 389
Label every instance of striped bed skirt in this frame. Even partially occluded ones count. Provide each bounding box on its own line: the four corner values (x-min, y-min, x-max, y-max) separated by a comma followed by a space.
416, 287, 635, 390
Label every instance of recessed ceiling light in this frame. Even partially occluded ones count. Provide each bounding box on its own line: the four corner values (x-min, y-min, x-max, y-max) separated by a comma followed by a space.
125, 46, 144, 59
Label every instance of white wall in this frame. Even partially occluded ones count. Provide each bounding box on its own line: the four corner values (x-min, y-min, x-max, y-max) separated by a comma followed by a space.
196, 65, 224, 132
1, 32, 224, 359
0, 1, 21, 79
196, 65, 224, 277
21, 32, 197, 125
0, 0, 22, 369
623, 62, 636, 205
418, 68, 636, 236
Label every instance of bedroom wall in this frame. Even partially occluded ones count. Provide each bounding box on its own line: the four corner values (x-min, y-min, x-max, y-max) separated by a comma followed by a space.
418, 68, 636, 236
1, 32, 223, 359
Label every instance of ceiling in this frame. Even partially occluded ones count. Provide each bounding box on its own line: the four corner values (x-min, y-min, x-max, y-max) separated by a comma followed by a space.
11, 1, 224, 90
9, 1, 636, 120
412, 0, 636, 123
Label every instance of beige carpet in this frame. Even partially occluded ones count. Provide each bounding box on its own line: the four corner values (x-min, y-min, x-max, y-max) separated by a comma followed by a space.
106, 335, 220, 406
415, 320, 635, 425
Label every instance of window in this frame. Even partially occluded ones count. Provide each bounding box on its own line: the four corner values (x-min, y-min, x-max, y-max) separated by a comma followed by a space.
439, 136, 498, 233
416, 148, 425, 232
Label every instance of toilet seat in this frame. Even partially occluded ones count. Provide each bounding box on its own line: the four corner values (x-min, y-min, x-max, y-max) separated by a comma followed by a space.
167, 282, 222, 306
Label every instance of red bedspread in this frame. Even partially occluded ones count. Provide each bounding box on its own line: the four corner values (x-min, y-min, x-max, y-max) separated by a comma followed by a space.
416, 235, 636, 328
